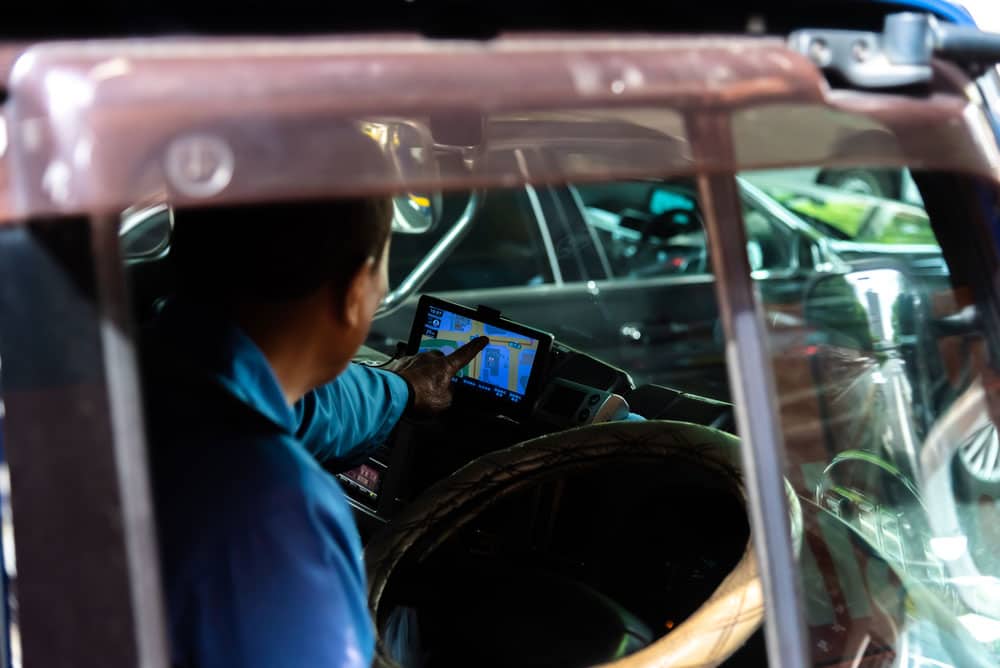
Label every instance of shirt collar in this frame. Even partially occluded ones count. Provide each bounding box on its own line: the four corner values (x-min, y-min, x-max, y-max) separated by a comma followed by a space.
152, 298, 298, 433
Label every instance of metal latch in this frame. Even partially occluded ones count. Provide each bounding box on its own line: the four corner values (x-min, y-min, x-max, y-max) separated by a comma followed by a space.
790, 12, 1000, 89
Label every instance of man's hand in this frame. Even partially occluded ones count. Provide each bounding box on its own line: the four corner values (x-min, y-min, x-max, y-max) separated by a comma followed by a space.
387, 337, 490, 414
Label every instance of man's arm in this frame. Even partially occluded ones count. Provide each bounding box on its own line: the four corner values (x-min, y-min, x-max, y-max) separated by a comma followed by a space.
294, 362, 409, 464
385, 336, 489, 414
295, 337, 489, 465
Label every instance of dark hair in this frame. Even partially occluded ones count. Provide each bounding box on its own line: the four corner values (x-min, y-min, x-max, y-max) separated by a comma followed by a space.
170, 196, 392, 307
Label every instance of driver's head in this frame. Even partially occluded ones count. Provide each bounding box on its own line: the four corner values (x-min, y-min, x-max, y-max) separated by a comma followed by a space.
170, 194, 393, 382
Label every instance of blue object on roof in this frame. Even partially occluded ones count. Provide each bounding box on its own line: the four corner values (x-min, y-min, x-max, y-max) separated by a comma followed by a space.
873, 0, 976, 26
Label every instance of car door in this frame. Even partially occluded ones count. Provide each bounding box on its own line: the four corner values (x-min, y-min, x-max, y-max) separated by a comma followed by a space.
373, 159, 729, 396
484, 151, 733, 397
373, 169, 836, 399
568, 177, 835, 398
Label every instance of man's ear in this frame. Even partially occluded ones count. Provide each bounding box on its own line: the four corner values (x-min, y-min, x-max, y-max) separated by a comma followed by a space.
341, 257, 376, 327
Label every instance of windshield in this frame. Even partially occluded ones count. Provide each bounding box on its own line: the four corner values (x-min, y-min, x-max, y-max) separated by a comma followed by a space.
110, 162, 999, 668
364, 161, 1000, 667
108, 149, 1000, 668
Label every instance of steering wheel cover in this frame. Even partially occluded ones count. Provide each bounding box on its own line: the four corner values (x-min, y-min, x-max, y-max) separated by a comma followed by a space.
365, 420, 802, 668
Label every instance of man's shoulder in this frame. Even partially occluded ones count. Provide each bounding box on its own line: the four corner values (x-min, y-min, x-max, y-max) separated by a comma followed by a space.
141, 324, 270, 433
150, 396, 340, 538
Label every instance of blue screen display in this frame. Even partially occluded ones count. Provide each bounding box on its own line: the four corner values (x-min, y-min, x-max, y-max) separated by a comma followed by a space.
418, 305, 540, 404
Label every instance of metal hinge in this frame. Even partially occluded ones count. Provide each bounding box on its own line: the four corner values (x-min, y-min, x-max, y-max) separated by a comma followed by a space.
790, 12, 1000, 89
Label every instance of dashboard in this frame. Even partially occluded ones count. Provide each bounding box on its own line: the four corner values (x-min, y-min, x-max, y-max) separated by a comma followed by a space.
335, 296, 732, 534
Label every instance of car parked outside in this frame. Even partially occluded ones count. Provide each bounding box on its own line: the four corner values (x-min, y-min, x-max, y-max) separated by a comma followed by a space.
370, 167, 954, 399
119, 165, 846, 399
743, 171, 949, 279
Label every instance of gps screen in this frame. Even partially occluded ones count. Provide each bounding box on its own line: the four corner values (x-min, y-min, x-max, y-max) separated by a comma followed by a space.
418, 304, 540, 404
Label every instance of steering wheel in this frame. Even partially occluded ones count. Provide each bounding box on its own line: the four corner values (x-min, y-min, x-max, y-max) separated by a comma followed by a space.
633, 208, 708, 275
365, 420, 802, 668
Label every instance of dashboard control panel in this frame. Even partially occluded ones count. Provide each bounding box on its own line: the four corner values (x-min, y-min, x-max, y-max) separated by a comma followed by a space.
533, 377, 630, 428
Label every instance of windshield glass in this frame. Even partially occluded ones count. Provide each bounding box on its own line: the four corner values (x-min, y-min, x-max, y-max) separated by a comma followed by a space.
363, 162, 1000, 667
99, 153, 1000, 668
744, 167, 1000, 667
109, 155, 1000, 668
71, 96, 1000, 668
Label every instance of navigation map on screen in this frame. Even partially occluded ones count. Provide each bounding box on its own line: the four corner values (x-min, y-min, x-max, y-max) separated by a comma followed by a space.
418, 305, 540, 403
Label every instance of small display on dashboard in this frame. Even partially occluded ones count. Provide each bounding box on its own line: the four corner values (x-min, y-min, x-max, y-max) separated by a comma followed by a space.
408, 296, 553, 414
419, 305, 539, 404
340, 463, 382, 495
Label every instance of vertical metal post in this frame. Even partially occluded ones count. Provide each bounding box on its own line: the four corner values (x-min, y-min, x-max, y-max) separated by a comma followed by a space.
0, 216, 167, 668
91, 215, 170, 668
690, 113, 811, 668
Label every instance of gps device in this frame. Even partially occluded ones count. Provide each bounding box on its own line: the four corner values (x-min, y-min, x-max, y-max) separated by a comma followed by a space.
407, 296, 553, 415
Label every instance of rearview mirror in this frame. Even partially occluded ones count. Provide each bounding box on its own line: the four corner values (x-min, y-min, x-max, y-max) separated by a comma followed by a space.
378, 191, 482, 317
430, 111, 485, 149
392, 192, 442, 234
360, 120, 443, 234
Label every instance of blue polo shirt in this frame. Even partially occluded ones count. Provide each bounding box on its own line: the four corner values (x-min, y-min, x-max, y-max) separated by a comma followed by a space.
142, 299, 409, 668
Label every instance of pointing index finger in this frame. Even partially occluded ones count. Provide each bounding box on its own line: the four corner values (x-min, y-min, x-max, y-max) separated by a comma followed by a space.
446, 336, 490, 372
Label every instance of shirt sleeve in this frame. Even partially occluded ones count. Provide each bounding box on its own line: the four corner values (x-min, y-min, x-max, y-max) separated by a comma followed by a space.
293, 362, 410, 465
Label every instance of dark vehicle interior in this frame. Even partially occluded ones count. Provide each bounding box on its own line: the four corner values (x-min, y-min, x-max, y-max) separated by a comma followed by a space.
123, 183, 773, 666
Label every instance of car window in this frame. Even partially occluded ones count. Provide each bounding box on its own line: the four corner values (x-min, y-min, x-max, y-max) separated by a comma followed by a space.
577, 180, 798, 278
855, 208, 937, 245
577, 181, 705, 279
740, 194, 797, 272
389, 186, 554, 292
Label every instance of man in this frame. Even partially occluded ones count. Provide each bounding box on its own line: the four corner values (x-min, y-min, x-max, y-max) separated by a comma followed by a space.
142, 194, 487, 668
